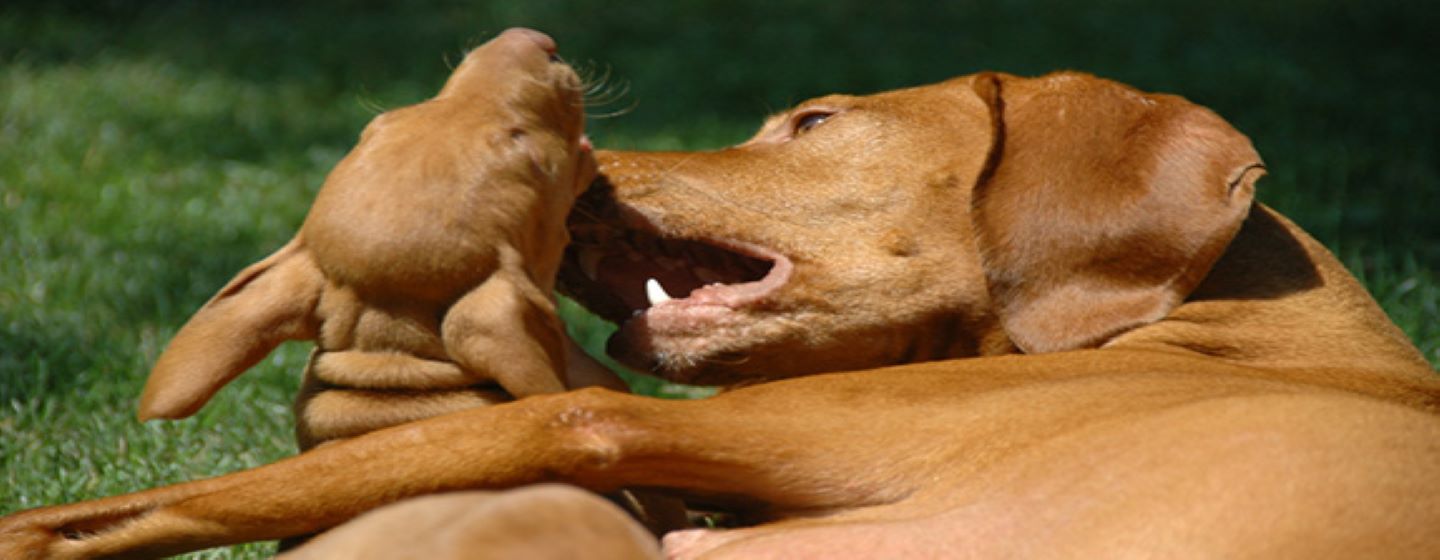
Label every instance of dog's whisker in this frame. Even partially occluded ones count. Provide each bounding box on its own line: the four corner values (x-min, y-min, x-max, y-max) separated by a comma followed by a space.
569, 205, 606, 223
701, 353, 751, 367
641, 170, 814, 230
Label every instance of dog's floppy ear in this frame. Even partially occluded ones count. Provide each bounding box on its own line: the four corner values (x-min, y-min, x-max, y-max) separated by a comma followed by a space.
969, 72, 1264, 354
139, 240, 324, 420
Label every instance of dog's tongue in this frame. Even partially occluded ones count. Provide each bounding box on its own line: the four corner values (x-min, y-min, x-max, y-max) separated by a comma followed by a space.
579, 135, 593, 152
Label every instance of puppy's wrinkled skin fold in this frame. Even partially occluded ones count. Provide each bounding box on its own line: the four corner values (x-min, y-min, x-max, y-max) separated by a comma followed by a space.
3, 71, 1438, 559
135, 28, 604, 449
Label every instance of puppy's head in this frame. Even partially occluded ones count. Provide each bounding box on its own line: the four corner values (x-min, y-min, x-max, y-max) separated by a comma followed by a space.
562, 72, 1261, 385
304, 27, 594, 303
139, 28, 594, 420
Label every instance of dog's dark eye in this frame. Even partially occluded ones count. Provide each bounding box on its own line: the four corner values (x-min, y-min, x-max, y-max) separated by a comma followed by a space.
794, 112, 833, 135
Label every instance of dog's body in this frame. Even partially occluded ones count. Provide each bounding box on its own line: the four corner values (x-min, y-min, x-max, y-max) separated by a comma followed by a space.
3, 60, 1438, 559
135, 28, 604, 450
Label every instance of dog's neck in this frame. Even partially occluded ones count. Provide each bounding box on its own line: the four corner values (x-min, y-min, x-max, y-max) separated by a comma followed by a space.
1108, 204, 1433, 382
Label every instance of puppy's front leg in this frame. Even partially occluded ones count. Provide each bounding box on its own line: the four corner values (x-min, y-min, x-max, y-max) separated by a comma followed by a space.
442, 267, 567, 397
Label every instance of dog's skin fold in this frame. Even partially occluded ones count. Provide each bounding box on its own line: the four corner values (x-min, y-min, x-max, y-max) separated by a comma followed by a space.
2, 42, 1438, 559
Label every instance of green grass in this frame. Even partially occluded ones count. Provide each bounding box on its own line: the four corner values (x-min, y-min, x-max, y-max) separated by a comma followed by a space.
2, 1, 1436, 557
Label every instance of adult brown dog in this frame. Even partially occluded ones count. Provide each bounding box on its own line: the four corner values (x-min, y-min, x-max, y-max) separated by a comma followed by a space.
136, 28, 612, 451
4, 71, 1439, 558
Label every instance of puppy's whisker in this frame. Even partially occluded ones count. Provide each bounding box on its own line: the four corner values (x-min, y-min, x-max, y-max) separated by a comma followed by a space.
586, 75, 629, 101
462, 34, 490, 55
586, 99, 639, 120
583, 70, 616, 97
585, 82, 632, 108
584, 80, 609, 97
574, 63, 634, 113
448, 32, 500, 70
355, 91, 389, 117
582, 92, 635, 119
575, 61, 612, 90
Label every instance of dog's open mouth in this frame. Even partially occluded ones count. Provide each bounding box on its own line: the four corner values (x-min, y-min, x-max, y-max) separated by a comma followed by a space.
558, 180, 793, 335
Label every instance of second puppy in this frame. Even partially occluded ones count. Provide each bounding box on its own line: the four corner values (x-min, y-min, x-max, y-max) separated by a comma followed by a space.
137, 28, 602, 449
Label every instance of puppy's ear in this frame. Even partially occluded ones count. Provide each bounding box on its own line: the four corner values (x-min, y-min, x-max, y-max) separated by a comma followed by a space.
969, 72, 1264, 353
441, 275, 567, 398
139, 240, 324, 420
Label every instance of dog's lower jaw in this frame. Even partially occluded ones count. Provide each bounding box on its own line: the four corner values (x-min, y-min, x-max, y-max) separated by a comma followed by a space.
607, 310, 768, 385
608, 305, 1005, 387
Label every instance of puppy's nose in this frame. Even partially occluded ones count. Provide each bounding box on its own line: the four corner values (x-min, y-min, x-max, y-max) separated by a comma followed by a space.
499, 27, 557, 56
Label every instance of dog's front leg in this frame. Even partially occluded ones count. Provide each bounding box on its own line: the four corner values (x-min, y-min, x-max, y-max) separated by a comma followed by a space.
0, 380, 908, 559
0, 389, 631, 558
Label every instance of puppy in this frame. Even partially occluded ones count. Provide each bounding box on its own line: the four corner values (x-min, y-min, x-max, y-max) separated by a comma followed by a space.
134, 28, 601, 449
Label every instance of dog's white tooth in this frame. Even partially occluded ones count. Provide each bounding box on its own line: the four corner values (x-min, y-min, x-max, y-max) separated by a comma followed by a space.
646, 278, 673, 306
579, 249, 603, 281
